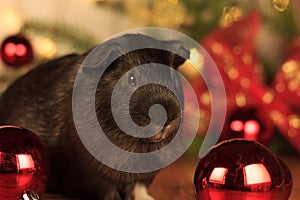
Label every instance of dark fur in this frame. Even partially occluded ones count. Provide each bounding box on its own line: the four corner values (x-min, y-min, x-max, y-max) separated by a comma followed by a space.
0, 34, 189, 199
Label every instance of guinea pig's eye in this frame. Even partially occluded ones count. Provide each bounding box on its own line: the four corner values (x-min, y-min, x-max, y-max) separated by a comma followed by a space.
128, 73, 137, 86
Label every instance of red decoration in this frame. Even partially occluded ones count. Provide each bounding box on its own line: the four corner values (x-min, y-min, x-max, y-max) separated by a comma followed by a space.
273, 38, 300, 109
0, 125, 48, 199
194, 139, 290, 200
271, 38, 300, 152
186, 11, 274, 145
199, 10, 262, 102
0, 34, 34, 68
185, 10, 300, 152
277, 157, 293, 199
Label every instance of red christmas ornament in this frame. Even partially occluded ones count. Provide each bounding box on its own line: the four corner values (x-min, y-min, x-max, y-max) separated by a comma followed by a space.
194, 139, 288, 200
0, 34, 34, 67
277, 157, 293, 199
0, 125, 48, 200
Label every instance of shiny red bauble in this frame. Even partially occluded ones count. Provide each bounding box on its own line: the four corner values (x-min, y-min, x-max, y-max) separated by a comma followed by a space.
0, 35, 34, 67
0, 125, 48, 199
194, 139, 290, 200
277, 157, 293, 199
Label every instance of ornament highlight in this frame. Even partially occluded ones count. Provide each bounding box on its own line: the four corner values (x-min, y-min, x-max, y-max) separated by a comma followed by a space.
0, 125, 48, 200
194, 139, 287, 200
21, 191, 40, 200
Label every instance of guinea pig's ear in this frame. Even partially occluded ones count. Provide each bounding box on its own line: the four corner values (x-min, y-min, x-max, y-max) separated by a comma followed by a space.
81, 40, 124, 78
168, 41, 190, 69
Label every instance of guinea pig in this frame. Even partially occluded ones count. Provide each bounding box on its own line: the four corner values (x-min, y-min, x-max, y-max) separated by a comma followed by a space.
0, 34, 190, 199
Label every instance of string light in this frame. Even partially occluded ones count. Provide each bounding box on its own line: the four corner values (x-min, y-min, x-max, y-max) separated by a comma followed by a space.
0, 8, 22, 34
34, 38, 56, 59
235, 93, 247, 107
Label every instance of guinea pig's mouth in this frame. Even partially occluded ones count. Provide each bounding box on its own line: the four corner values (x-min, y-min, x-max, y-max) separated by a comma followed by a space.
148, 118, 181, 143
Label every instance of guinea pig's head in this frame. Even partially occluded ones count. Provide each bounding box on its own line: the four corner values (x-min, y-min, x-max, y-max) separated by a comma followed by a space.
83, 34, 190, 153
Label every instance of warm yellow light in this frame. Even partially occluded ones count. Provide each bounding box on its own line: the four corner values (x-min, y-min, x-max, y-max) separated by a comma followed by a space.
269, 110, 284, 126
235, 93, 247, 107
288, 80, 299, 91
226, 67, 238, 80
0, 8, 22, 34
242, 53, 253, 65
178, 48, 204, 79
262, 91, 274, 104
188, 48, 204, 70
168, 0, 178, 4
35, 38, 56, 59
200, 92, 211, 106
211, 42, 223, 54
289, 115, 300, 129
282, 60, 298, 78
240, 78, 251, 88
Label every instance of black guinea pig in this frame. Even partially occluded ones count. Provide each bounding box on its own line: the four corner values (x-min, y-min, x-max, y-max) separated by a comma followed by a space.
0, 34, 190, 199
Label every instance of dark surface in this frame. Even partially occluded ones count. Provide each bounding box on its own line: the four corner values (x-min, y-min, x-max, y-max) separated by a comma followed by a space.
43, 154, 300, 200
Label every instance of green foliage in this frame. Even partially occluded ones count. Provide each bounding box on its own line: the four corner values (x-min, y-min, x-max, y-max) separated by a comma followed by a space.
21, 21, 98, 53
180, 0, 225, 40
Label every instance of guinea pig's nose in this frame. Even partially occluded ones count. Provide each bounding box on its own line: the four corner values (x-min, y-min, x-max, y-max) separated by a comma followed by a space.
148, 118, 180, 143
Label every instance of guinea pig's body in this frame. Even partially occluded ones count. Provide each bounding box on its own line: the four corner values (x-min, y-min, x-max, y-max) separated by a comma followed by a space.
0, 34, 189, 199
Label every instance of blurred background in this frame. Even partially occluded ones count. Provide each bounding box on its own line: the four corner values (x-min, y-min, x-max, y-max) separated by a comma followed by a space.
0, 0, 298, 73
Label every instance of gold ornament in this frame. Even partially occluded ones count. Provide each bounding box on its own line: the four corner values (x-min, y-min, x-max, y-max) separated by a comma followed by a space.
219, 6, 243, 27
272, 0, 289, 12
